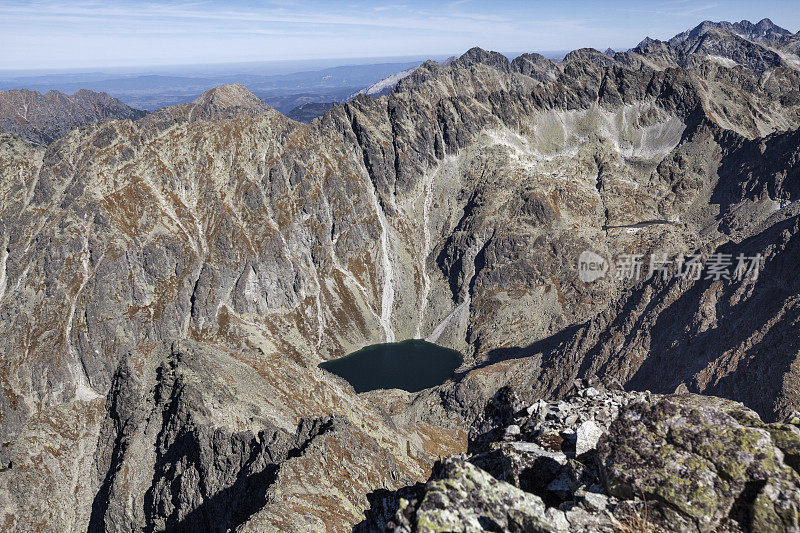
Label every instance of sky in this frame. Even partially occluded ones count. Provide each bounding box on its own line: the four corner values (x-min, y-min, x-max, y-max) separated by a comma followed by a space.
1, 0, 799, 70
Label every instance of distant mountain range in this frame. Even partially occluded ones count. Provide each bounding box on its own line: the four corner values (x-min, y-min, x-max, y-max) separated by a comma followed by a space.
0, 60, 430, 112
620, 17, 799, 72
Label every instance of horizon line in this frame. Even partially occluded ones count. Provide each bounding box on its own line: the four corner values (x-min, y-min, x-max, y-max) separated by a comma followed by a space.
0, 49, 579, 77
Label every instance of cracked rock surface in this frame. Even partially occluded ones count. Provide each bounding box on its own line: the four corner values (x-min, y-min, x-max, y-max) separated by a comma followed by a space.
379, 383, 800, 532
2, 18, 800, 531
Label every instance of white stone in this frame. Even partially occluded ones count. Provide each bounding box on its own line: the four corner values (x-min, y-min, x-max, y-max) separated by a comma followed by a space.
544, 508, 571, 531
575, 420, 604, 456
508, 442, 567, 465
582, 491, 609, 511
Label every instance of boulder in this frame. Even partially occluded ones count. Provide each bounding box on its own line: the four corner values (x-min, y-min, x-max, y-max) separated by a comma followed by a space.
410, 458, 557, 533
598, 394, 800, 531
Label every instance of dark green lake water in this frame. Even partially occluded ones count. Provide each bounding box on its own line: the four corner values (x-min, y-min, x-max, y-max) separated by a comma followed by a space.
319, 339, 463, 393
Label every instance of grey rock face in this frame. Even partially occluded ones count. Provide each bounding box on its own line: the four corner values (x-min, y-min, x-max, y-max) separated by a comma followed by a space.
562, 48, 619, 68
391, 458, 555, 533
599, 394, 800, 531
2, 21, 800, 530
510, 53, 557, 82
453, 47, 512, 73
574, 420, 602, 456
87, 340, 328, 532
777, 30, 800, 57
379, 385, 800, 532
0, 88, 146, 144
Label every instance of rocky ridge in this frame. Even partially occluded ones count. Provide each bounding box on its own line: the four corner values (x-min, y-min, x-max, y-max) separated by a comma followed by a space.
0, 88, 145, 144
378, 383, 800, 532
668, 18, 791, 48
1, 18, 800, 531
617, 19, 800, 72
352, 66, 423, 98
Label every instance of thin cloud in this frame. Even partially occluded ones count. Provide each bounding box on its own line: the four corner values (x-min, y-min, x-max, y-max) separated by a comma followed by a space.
618, 3, 719, 17
0, 0, 797, 69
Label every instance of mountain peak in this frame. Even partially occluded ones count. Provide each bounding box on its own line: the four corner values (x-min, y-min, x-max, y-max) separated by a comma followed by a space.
192, 83, 263, 110
510, 52, 556, 81
754, 17, 779, 28
636, 36, 657, 49
453, 47, 511, 73
562, 47, 617, 67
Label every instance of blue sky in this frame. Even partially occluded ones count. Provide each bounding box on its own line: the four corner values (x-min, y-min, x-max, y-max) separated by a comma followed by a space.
1, 0, 798, 70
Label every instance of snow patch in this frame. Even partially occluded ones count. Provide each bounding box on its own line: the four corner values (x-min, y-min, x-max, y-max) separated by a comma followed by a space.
706, 55, 739, 68
353, 66, 420, 97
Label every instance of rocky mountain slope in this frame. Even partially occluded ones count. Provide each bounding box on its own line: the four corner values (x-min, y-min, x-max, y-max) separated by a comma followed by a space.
1, 19, 800, 531
351, 58, 456, 100
0, 88, 146, 144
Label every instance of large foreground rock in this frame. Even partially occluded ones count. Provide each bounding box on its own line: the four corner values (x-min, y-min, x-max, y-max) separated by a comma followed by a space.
380, 385, 800, 532
599, 394, 800, 531
392, 458, 554, 533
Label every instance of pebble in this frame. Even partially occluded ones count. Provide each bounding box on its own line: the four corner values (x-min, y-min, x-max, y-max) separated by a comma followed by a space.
504, 424, 521, 439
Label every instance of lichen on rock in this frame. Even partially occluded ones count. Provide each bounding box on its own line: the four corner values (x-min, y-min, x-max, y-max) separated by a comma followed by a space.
378, 384, 800, 532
